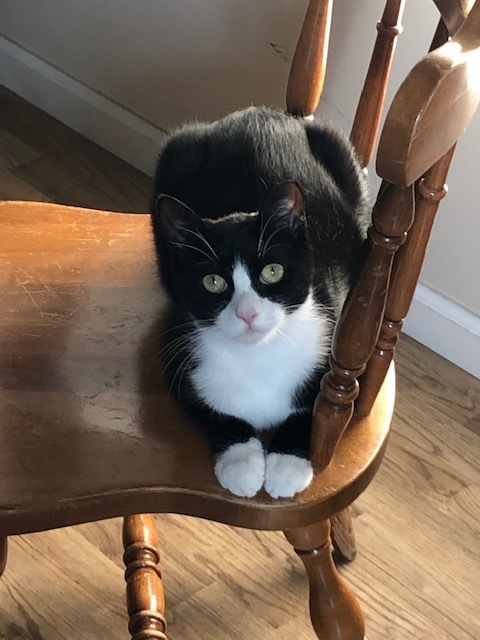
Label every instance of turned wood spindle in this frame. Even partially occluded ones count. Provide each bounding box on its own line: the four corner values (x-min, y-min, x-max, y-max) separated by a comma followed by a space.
0, 536, 7, 578
286, 0, 333, 117
123, 514, 167, 640
310, 182, 415, 470
330, 508, 357, 563
355, 147, 455, 417
354, 9, 462, 416
350, 0, 405, 168
285, 520, 364, 640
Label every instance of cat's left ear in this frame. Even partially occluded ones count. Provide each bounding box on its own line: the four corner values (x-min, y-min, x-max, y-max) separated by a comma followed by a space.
155, 194, 201, 243
260, 181, 305, 231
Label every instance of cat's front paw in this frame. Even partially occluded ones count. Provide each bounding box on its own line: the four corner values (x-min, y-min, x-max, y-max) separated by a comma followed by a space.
264, 453, 313, 499
215, 438, 265, 497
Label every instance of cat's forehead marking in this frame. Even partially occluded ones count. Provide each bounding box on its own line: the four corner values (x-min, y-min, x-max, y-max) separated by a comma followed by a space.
206, 211, 258, 225
232, 262, 252, 293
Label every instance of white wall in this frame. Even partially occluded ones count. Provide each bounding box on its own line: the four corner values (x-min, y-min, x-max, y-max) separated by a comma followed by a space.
319, 1, 480, 318
0, 0, 303, 126
1, 0, 479, 375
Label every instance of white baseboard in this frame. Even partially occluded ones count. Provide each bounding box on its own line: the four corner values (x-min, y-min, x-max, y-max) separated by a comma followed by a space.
1, 37, 479, 378
403, 284, 480, 379
0, 36, 168, 175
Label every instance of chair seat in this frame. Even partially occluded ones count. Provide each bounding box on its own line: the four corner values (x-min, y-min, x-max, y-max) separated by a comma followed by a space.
0, 201, 394, 536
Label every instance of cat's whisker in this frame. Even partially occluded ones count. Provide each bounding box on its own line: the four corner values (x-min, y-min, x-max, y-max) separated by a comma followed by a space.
261, 224, 290, 257
153, 336, 198, 392
171, 241, 215, 263
153, 324, 195, 342
152, 330, 199, 366
169, 351, 198, 399
156, 341, 196, 381
276, 328, 297, 348
153, 340, 189, 365
157, 324, 193, 349
260, 243, 291, 254
257, 209, 280, 256
153, 318, 215, 368
153, 346, 186, 372
154, 318, 213, 340
176, 355, 198, 400
180, 227, 219, 261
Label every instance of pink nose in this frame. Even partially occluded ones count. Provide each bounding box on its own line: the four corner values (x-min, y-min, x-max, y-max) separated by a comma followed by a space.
235, 308, 259, 328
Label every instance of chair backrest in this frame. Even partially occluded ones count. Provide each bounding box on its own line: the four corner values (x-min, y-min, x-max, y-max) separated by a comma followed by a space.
288, 0, 480, 470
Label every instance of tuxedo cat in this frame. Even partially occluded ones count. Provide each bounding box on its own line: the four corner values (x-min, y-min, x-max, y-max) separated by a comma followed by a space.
151, 106, 370, 499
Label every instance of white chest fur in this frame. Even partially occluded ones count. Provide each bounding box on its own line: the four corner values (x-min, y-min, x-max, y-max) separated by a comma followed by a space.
190, 294, 330, 430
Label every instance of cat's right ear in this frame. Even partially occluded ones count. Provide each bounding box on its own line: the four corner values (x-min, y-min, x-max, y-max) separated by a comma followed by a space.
155, 194, 201, 244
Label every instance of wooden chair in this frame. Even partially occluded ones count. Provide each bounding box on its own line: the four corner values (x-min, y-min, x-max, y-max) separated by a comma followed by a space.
1, 1, 480, 638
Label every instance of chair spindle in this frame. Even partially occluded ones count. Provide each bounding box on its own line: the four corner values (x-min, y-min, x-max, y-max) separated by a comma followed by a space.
350, 0, 405, 168
123, 514, 168, 640
355, 12, 461, 416
356, 146, 455, 416
310, 182, 415, 470
286, 0, 333, 117
330, 509, 357, 562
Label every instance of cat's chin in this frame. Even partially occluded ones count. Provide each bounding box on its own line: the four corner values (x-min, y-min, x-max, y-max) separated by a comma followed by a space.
215, 312, 285, 346
226, 324, 281, 346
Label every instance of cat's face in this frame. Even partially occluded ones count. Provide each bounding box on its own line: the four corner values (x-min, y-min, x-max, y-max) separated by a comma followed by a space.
156, 182, 313, 345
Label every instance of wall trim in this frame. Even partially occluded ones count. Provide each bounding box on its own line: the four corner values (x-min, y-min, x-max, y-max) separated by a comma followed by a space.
403, 283, 480, 379
0, 35, 168, 175
1, 37, 479, 379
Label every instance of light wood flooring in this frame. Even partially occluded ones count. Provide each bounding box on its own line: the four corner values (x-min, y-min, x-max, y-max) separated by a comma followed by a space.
1, 85, 479, 640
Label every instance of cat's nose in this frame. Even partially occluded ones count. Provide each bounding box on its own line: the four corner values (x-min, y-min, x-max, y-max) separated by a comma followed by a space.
235, 308, 259, 328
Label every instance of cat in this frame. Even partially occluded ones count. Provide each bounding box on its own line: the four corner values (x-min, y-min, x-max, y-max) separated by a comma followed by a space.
150, 106, 370, 499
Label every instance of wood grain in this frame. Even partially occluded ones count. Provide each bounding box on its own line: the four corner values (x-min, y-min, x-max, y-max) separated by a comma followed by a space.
0, 88, 479, 640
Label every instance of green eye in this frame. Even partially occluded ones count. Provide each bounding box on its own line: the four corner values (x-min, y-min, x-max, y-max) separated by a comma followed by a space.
202, 273, 227, 293
260, 263, 285, 285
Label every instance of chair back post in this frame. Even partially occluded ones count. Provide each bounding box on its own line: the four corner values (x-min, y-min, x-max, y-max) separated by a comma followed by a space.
350, 0, 405, 168
356, 0, 480, 415
288, 0, 405, 470
356, 146, 456, 416
286, 0, 333, 117
310, 182, 415, 470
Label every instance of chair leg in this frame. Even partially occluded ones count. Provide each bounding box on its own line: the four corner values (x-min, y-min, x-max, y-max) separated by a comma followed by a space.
123, 514, 168, 640
331, 507, 357, 563
0, 536, 7, 577
285, 520, 365, 640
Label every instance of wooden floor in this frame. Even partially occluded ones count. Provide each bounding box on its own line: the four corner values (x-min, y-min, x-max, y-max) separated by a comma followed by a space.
1, 85, 479, 640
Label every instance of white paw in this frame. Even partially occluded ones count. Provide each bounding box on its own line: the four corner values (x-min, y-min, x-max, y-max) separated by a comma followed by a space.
215, 438, 265, 497
264, 453, 313, 499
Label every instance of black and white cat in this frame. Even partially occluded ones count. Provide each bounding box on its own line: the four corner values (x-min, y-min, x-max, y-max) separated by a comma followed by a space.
151, 106, 370, 499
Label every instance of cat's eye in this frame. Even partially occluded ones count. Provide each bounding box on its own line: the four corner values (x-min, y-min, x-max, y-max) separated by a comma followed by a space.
202, 273, 227, 294
260, 263, 285, 285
